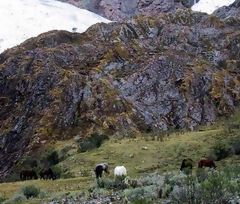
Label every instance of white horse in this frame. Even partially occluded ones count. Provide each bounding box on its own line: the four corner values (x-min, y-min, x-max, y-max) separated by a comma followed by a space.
114, 166, 127, 178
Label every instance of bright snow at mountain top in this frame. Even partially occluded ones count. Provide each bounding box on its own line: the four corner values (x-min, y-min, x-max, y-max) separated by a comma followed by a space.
192, 0, 235, 14
0, 0, 110, 53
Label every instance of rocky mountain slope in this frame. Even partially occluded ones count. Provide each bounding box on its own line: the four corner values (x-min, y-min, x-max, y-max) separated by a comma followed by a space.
57, 0, 200, 21
214, 0, 240, 19
0, 7, 240, 179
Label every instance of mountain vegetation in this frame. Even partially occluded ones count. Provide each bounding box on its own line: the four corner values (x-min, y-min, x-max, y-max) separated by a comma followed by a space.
0, 0, 240, 203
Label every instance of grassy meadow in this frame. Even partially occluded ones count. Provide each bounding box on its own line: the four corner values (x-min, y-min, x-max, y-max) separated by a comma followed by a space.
0, 113, 240, 203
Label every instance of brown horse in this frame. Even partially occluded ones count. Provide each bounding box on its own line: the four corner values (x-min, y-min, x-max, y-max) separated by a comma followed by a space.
198, 159, 216, 169
20, 170, 38, 180
39, 168, 56, 180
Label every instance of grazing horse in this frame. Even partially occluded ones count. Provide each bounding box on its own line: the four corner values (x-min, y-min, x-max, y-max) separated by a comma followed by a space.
114, 166, 127, 178
39, 168, 56, 180
94, 163, 109, 179
198, 159, 216, 169
180, 158, 193, 173
20, 170, 38, 180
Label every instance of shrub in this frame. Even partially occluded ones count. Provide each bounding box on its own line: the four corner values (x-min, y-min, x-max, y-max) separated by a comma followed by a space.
3, 193, 26, 204
131, 199, 154, 204
46, 150, 59, 165
41, 150, 59, 166
22, 158, 38, 168
200, 173, 230, 203
230, 140, 240, 155
21, 185, 40, 199
39, 191, 48, 199
51, 166, 62, 179
166, 166, 240, 204
59, 145, 73, 161
97, 178, 128, 190
124, 185, 158, 202
77, 133, 109, 152
196, 168, 208, 182
209, 142, 232, 161
0, 193, 6, 203
138, 173, 164, 187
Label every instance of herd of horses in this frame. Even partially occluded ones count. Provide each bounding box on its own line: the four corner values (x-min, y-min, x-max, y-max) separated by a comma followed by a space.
19, 158, 216, 181
95, 158, 216, 180
19, 168, 56, 181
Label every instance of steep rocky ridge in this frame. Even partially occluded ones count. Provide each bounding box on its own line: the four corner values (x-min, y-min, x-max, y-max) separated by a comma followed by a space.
214, 0, 240, 19
0, 10, 240, 179
57, 0, 200, 21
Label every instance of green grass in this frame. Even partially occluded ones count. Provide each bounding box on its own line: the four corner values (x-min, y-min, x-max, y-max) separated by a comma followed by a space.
0, 177, 90, 199
1, 113, 240, 202
58, 127, 239, 177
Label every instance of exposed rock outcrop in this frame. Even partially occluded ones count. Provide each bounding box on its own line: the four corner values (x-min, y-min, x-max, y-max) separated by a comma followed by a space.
58, 0, 200, 21
214, 0, 240, 19
0, 10, 240, 179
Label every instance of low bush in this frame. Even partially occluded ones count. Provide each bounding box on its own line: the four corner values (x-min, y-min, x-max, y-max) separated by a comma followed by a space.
96, 178, 128, 190
21, 185, 40, 199
3, 193, 26, 204
51, 165, 62, 179
124, 185, 158, 203
209, 142, 233, 161
230, 139, 240, 155
0, 193, 6, 203
77, 133, 109, 152
41, 149, 59, 166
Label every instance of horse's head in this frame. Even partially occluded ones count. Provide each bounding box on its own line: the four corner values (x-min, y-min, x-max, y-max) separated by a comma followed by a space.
103, 163, 110, 174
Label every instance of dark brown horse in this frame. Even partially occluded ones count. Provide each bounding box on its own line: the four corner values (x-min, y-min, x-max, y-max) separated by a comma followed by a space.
20, 170, 38, 180
94, 163, 109, 179
180, 158, 194, 172
39, 168, 56, 180
198, 159, 216, 169
180, 159, 193, 174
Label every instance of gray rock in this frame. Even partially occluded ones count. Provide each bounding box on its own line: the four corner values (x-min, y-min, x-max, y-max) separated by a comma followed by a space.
58, 0, 200, 21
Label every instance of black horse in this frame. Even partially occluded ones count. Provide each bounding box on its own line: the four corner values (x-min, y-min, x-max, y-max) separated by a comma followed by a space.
180, 158, 194, 174
39, 168, 56, 180
94, 163, 109, 179
20, 170, 38, 180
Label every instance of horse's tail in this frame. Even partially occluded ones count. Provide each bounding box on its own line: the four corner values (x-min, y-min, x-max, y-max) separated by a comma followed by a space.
33, 171, 38, 179
180, 160, 185, 171
198, 161, 202, 168
20, 172, 23, 180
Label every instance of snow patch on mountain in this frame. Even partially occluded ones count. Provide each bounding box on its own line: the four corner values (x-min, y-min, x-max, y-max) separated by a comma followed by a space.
0, 0, 110, 53
192, 0, 236, 14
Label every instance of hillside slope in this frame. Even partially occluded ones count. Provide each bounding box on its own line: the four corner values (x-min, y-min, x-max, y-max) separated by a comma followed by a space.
0, 10, 240, 179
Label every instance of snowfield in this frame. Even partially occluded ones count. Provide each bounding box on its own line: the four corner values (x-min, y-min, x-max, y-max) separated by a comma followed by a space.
192, 0, 236, 14
0, 0, 110, 53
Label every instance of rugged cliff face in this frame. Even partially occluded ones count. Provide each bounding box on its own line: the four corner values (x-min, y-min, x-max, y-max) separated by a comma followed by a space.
0, 9, 240, 179
214, 0, 240, 19
58, 0, 200, 21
